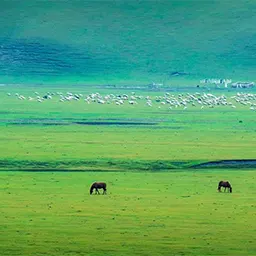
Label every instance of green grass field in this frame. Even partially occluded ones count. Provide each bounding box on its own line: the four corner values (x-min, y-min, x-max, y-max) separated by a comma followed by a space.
1, 86, 256, 170
1, 85, 256, 255
1, 170, 255, 256
1, 1, 256, 254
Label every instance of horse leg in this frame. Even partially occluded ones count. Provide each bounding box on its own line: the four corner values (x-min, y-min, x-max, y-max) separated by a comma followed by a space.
96, 188, 99, 194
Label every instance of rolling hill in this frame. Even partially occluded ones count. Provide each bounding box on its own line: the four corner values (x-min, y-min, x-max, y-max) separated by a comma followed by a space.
0, 0, 255, 85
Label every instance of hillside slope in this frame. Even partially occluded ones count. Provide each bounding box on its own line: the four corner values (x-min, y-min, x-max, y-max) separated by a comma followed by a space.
0, 0, 255, 85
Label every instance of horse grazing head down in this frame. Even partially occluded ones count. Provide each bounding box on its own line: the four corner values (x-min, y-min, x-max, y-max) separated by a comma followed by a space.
218, 181, 232, 193
90, 182, 107, 195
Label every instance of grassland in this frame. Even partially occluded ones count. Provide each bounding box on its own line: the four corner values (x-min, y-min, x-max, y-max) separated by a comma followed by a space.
1, 85, 256, 255
1, 85, 256, 170
1, 170, 255, 256
1, 1, 256, 254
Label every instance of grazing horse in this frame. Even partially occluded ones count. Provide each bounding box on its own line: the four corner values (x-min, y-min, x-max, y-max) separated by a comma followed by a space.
90, 182, 107, 195
218, 181, 232, 193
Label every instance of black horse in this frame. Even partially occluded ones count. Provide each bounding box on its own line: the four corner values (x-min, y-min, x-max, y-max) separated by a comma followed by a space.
90, 182, 107, 195
218, 181, 232, 193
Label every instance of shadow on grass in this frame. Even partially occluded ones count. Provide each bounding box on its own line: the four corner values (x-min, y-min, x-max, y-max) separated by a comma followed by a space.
1, 159, 256, 172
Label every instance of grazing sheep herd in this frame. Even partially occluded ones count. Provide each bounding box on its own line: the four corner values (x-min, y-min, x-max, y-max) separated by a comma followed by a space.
7, 91, 256, 111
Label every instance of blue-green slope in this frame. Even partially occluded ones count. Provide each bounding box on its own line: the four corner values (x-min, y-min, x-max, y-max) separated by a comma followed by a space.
0, 0, 255, 84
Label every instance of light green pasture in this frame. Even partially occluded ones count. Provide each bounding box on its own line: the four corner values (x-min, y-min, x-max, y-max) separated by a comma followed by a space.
1, 170, 255, 256
0, 86, 256, 255
1, 86, 256, 169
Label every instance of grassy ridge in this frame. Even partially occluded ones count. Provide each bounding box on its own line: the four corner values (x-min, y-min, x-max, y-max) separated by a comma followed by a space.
1, 170, 255, 256
0, 159, 193, 171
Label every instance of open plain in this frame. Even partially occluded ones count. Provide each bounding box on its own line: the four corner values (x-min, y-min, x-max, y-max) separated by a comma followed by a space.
0, 85, 256, 256
1, 1, 256, 255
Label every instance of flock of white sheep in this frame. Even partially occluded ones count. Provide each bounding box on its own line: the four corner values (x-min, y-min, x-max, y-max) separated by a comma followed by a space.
7, 91, 256, 111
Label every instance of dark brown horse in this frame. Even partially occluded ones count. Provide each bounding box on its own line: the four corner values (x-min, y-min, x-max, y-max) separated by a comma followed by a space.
218, 181, 232, 193
90, 182, 107, 195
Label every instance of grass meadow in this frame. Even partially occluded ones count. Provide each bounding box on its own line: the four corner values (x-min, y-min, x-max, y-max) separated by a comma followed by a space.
1, 170, 256, 256
1, 85, 256, 169
0, 85, 256, 255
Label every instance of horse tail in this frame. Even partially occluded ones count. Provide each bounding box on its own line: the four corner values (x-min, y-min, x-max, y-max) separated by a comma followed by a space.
102, 182, 107, 193
226, 181, 232, 193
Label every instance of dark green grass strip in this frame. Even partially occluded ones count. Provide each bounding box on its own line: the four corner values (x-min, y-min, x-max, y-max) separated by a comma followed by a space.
1, 159, 256, 171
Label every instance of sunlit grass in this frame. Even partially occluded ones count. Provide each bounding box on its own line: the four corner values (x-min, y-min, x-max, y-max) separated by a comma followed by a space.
1, 86, 256, 170
1, 170, 255, 256
1, 86, 256, 255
